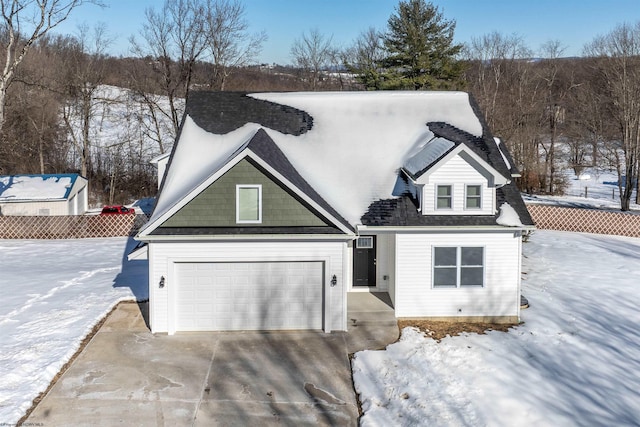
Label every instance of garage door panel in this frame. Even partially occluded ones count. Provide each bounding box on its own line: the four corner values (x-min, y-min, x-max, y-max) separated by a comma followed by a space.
176, 261, 323, 331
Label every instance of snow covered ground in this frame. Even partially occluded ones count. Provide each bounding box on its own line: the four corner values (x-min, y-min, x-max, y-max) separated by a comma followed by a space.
0, 238, 147, 424
3, 232, 638, 425
1, 168, 639, 425
524, 169, 639, 212
353, 230, 640, 426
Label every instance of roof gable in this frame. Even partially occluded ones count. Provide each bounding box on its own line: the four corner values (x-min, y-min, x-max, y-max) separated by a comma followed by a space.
140, 128, 353, 236
158, 158, 332, 230
407, 143, 509, 186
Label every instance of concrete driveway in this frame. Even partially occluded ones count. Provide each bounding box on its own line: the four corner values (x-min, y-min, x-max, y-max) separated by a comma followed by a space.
26, 293, 398, 426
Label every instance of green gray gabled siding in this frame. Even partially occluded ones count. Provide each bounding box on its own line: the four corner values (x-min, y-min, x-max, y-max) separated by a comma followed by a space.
160, 158, 330, 228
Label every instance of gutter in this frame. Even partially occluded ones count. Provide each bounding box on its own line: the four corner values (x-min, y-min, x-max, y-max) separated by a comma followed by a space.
136, 233, 355, 243
356, 224, 535, 233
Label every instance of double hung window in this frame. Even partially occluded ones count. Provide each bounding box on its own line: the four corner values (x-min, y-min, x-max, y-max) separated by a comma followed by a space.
465, 185, 482, 209
436, 185, 452, 209
433, 246, 484, 287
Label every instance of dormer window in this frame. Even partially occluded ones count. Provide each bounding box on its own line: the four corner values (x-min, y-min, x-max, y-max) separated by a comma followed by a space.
465, 185, 482, 209
436, 185, 452, 209
236, 185, 262, 223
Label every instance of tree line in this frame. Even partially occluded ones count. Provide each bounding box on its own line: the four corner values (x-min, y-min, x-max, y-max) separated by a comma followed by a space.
0, 0, 638, 211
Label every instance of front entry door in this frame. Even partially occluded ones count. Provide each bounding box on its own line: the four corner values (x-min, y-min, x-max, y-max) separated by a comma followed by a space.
353, 236, 376, 286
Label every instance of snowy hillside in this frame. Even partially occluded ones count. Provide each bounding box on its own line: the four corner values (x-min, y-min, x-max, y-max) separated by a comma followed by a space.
63, 85, 182, 173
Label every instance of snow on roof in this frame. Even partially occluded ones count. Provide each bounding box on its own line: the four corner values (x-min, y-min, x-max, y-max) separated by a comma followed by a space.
152, 118, 260, 222
496, 202, 524, 227
0, 174, 82, 202
148, 91, 484, 227
403, 136, 456, 177
149, 152, 170, 165
494, 137, 511, 170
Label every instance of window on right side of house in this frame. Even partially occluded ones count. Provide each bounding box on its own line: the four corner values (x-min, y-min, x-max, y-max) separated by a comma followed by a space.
433, 246, 484, 288
436, 185, 452, 209
465, 185, 482, 209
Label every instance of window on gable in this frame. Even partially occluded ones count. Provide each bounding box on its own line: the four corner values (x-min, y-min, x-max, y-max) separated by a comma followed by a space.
465, 185, 482, 209
436, 185, 452, 209
433, 246, 484, 288
236, 185, 262, 223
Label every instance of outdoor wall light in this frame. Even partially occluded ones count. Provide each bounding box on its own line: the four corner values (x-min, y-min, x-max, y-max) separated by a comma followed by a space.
159, 276, 165, 288
331, 275, 337, 287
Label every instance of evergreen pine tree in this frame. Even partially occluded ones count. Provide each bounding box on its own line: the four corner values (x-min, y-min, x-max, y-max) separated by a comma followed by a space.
380, 0, 463, 90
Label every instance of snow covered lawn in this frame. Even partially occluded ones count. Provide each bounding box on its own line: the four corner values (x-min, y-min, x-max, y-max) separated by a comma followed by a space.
353, 230, 640, 426
0, 238, 148, 424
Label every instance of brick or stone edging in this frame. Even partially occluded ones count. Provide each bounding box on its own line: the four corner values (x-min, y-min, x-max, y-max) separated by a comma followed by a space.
526, 204, 640, 238
0, 214, 150, 239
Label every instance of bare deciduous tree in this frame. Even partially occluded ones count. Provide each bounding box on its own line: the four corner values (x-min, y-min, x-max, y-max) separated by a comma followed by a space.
0, 0, 101, 139
464, 32, 531, 129
343, 27, 385, 90
61, 23, 111, 179
290, 28, 335, 91
585, 22, 640, 209
129, 0, 207, 137
204, 0, 266, 91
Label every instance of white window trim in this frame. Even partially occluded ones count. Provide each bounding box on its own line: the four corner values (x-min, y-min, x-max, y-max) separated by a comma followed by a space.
356, 236, 374, 249
435, 184, 453, 210
432, 246, 485, 288
464, 184, 483, 210
236, 184, 262, 224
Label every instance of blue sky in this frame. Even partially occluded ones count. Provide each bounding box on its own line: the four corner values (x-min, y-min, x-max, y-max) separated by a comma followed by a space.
55, 0, 640, 64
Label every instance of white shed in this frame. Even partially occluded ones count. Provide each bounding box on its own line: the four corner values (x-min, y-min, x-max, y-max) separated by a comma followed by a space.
0, 174, 89, 216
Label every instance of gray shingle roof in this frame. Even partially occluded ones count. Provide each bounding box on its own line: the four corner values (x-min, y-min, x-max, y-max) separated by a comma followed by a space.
159, 91, 533, 232
361, 189, 534, 227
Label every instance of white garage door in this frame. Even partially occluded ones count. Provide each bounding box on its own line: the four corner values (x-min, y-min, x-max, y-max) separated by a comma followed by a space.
175, 261, 323, 331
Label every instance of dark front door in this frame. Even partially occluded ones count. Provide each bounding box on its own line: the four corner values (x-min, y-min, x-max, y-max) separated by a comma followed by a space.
353, 236, 376, 286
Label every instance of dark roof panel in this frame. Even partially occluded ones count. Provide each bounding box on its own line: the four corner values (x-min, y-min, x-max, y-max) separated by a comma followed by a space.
186, 91, 313, 135
361, 194, 533, 227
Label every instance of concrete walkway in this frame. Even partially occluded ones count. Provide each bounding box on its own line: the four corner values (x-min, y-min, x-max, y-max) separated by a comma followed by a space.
26, 293, 398, 426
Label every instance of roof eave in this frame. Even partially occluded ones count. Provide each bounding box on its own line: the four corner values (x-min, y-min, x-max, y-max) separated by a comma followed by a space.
137, 233, 355, 243
357, 224, 535, 232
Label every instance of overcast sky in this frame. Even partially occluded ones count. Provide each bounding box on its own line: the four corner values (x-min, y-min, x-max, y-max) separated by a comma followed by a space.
54, 0, 640, 64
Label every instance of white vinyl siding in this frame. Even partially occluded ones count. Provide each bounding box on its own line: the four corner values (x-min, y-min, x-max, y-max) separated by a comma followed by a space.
419, 154, 494, 215
0, 200, 68, 216
0, 178, 88, 216
148, 240, 347, 334
394, 232, 521, 319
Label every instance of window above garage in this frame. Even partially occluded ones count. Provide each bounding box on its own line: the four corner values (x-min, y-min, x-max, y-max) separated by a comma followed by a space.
236, 184, 262, 223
